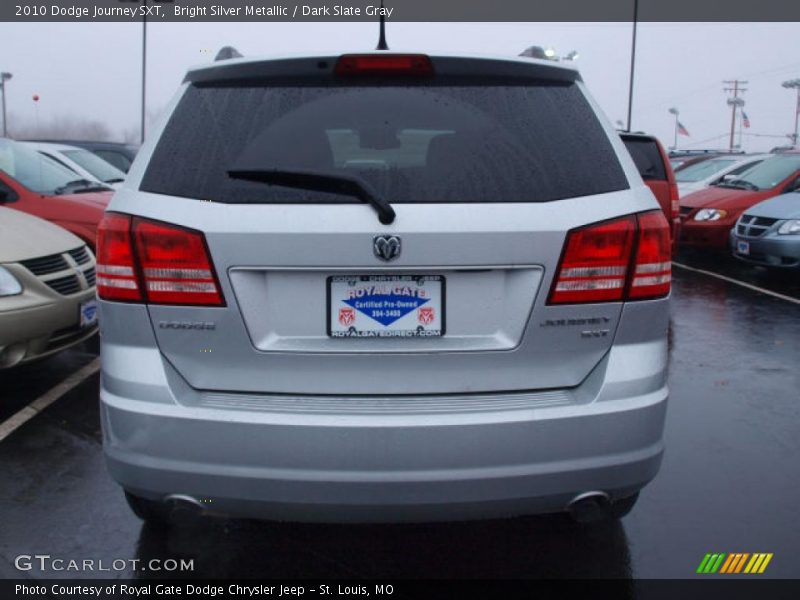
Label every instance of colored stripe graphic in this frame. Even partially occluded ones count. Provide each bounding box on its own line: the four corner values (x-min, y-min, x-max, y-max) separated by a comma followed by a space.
734, 553, 750, 573
702, 552, 774, 575
719, 554, 736, 574
700, 553, 726, 573
745, 553, 774, 574
719, 553, 737, 573
745, 554, 761, 573
697, 554, 713, 573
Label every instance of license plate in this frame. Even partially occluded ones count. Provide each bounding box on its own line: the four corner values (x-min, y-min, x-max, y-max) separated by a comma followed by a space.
80, 298, 98, 328
737, 240, 750, 255
328, 275, 445, 338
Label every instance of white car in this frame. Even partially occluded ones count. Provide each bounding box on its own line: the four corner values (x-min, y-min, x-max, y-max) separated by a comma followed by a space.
24, 142, 126, 190
676, 154, 769, 198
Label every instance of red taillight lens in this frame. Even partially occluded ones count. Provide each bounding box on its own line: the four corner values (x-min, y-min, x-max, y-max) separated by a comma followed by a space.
96, 213, 224, 306
132, 218, 224, 306
629, 211, 672, 299
96, 213, 142, 302
335, 54, 434, 76
549, 210, 671, 305
670, 183, 680, 218
549, 216, 636, 304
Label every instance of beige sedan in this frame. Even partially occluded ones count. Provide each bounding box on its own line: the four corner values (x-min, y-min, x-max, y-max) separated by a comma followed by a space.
0, 207, 97, 368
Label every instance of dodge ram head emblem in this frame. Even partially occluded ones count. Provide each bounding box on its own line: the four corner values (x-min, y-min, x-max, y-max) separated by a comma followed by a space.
373, 235, 401, 261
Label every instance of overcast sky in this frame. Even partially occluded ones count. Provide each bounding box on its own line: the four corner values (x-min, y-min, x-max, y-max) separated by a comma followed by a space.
1, 21, 799, 151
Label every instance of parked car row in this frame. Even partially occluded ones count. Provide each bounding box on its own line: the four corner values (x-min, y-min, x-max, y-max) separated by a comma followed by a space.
0, 137, 122, 367
678, 152, 800, 268
0, 138, 113, 249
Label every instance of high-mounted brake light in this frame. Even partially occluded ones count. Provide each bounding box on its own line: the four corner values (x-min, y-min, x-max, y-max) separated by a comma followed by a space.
548, 210, 671, 305
335, 54, 434, 76
96, 213, 224, 306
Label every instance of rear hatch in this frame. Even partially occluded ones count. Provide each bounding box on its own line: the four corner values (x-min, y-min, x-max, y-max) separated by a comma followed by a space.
109, 54, 646, 396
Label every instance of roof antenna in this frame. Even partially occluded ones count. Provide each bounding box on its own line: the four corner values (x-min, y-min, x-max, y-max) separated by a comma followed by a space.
376, 1, 389, 50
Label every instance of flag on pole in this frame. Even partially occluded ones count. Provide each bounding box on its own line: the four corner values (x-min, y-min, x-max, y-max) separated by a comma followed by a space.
796, 95, 800, 115
742, 111, 750, 128
677, 121, 690, 136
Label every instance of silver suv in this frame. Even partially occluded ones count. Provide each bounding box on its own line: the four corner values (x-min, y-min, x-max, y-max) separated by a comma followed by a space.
98, 51, 671, 525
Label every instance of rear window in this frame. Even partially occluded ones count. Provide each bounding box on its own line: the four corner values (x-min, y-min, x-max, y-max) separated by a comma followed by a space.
622, 138, 667, 181
141, 80, 628, 204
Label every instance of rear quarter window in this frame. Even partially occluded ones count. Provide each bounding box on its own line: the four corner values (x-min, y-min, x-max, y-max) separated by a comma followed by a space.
141, 79, 628, 204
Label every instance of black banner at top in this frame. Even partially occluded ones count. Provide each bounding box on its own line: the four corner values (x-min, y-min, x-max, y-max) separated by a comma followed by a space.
3, 0, 800, 23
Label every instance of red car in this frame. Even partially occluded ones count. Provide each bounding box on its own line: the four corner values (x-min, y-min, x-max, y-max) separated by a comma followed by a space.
0, 138, 112, 250
680, 153, 800, 250
621, 132, 681, 252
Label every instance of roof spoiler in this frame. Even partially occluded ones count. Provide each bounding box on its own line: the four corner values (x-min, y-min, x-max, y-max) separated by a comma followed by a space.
215, 46, 243, 61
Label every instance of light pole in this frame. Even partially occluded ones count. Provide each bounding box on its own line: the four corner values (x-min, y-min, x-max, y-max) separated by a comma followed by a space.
0, 72, 12, 138
626, 0, 639, 132
668, 107, 679, 150
141, 7, 147, 144
782, 78, 800, 146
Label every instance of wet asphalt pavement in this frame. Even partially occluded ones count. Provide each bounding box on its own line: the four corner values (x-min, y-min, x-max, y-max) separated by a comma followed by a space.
0, 255, 798, 580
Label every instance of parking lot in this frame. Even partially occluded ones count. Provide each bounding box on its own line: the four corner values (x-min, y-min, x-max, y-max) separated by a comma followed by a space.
0, 252, 797, 580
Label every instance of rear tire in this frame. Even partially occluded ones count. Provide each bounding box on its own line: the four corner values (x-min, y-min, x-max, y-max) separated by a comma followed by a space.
124, 491, 170, 528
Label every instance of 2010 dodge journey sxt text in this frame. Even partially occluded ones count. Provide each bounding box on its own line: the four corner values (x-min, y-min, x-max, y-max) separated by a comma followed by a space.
98, 50, 670, 525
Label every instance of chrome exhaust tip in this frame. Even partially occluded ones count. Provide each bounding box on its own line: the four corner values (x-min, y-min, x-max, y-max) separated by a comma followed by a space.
566, 491, 612, 523
163, 494, 206, 524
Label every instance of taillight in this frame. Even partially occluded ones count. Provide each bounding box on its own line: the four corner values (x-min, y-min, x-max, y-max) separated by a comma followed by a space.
96, 213, 141, 302
96, 213, 224, 306
335, 54, 434, 76
628, 211, 672, 299
548, 216, 636, 304
669, 182, 680, 218
549, 210, 671, 305
132, 218, 224, 306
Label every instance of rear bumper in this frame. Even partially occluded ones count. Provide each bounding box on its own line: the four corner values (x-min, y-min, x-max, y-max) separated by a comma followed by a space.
100, 317, 669, 522
730, 231, 800, 269
102, 390, 665, 523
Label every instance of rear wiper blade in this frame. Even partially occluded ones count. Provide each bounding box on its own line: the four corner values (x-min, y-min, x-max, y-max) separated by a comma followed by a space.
104, 178, 124, 184
227, 168, 396, 225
